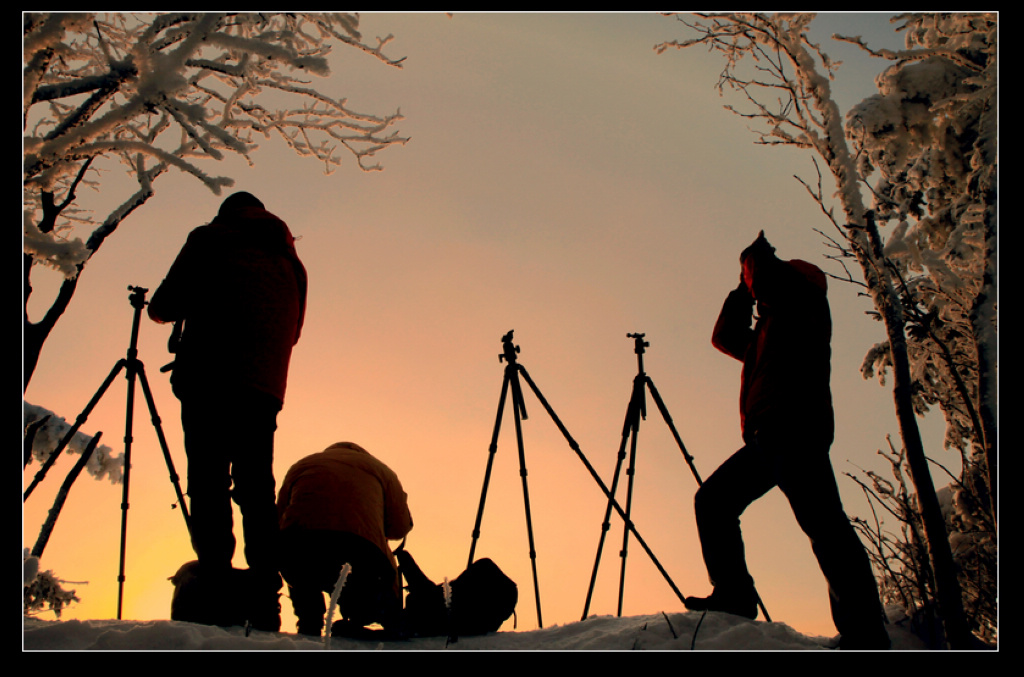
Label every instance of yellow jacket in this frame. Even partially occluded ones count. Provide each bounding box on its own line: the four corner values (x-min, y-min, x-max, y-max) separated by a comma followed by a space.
277, 442, 413, 571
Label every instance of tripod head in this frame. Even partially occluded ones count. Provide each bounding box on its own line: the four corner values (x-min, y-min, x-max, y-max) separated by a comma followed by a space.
627, 333, 649, 355
499, 330, 521, 364
628, 332, 649, 376
128, 285, 149, 310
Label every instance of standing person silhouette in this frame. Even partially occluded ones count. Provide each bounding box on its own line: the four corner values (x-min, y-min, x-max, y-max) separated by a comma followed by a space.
149, 192, 307, 631
685, 231, 890, 650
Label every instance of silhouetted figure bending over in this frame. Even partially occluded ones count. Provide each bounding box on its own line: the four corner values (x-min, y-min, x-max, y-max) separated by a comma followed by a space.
149, 192, 307, 631
276, 442, 413, 638
684, 231, 890, 650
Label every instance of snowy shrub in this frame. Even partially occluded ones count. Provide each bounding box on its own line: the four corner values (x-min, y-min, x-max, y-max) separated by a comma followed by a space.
848, 437, 996, 646
323, 563, 351, 648
23, 549, 81, 619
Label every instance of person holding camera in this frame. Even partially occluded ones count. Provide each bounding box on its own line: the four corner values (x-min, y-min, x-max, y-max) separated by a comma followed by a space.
684, 231, 889, 650
149, 192, 307, 631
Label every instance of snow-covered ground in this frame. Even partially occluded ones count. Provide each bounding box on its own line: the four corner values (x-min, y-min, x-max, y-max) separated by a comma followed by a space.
24, 606, 932, 651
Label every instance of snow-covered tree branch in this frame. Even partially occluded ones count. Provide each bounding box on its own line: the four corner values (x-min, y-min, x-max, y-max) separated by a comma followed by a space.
23, 12, 409, 391
841, 14, 997, 509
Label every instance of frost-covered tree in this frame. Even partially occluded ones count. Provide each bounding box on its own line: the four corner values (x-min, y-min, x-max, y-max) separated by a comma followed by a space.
839, 14, 997, 646
655, 12, 995, 650
842, 13, 997, 519
23, 12, 408, 390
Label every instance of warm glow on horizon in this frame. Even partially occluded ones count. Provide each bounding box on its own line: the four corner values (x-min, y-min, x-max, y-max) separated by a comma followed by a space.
24, 13, 944, 643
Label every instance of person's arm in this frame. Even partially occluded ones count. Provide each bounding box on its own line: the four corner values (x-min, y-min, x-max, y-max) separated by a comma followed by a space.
711, 279, 755, 361
291, 257, 308, 344
382, 471, 413, 541
148, 228, 205, 324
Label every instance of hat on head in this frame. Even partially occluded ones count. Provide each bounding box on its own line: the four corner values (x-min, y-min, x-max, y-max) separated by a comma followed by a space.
218, 191, 264, 217
740, 230, 775, 263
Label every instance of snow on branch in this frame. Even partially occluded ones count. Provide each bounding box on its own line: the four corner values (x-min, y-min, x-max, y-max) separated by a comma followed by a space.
24, 11, 409, 265
655, 13, 843, 156
23, 402, 124, 485
23, 212, 90, 279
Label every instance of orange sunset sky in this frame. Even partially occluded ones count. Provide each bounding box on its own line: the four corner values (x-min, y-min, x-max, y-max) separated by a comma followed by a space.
24, 13, 951, 640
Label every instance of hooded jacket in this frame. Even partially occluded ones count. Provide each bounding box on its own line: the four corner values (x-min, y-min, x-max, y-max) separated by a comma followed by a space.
711, 258, 834, 444
276, 442, 413, 572
148, 205, 307, 405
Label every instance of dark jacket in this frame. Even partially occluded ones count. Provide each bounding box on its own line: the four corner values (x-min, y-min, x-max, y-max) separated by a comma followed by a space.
711, 258, 834, 444
148, 206, 307, 405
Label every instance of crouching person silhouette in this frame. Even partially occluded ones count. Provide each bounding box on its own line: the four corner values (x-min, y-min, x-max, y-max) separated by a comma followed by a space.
685, 231, 890, 650
277, 442, 413, 638
150, 192, 307, 631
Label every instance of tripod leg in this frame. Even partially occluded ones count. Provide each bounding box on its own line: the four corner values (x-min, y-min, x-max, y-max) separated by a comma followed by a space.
581, 413, 630, 620
135, 361, 191, 534
582, 375, 642, 620
645, 376, 703, 485
24, 359, 126, 501
116, 357, 140, 620
516, 365, 688, 607
510, 367, 543, 629
616, 417, 641, 617
468, 369, 511, 567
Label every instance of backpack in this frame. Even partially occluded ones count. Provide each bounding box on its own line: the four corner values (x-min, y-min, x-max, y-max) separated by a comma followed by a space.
396, 546, 517, 639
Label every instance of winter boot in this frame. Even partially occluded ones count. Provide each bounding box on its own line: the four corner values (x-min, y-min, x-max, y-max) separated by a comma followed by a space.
244, 569, 283, 632
683, 587, 757, 619
296, 616, 324, 637
837, 629, 891, 650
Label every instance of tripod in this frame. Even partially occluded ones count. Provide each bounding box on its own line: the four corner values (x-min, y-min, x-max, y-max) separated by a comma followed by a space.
580, 333, 771, 622
24, 285, 191, 619
468, 331, 689, 628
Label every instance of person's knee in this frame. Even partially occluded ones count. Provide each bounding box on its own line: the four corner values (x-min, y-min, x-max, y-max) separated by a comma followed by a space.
693, 483, 721, 520
230, 468, 277, 509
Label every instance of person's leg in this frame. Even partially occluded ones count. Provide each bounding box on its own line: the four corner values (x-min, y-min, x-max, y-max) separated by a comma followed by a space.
180, 399, 235, 572
280, 529, 331, 636
688, 443, 776, 617
288, 584, 327, 637
228, 392, 282, 576
187, 390, 283, 631
325, 533, 403, 634
766, 432, 890, 648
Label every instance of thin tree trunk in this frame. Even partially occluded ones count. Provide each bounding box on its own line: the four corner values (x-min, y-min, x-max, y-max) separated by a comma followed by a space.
850, 219, 973, 650
23, 183, 154, 392
23, 253, 82, 392
800, 39, 974, 644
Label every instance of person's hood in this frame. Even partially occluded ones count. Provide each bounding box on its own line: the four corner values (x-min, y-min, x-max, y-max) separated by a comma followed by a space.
788, 259, 828, 293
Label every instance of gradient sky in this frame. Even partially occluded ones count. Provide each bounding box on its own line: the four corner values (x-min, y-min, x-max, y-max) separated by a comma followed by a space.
24, 12, 950, 640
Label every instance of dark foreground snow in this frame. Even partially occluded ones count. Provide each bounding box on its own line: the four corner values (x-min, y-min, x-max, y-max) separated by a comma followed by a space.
24, 606, 932, 651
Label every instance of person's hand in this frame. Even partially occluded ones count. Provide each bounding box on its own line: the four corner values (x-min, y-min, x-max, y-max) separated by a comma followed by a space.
734, 273, 753, 302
